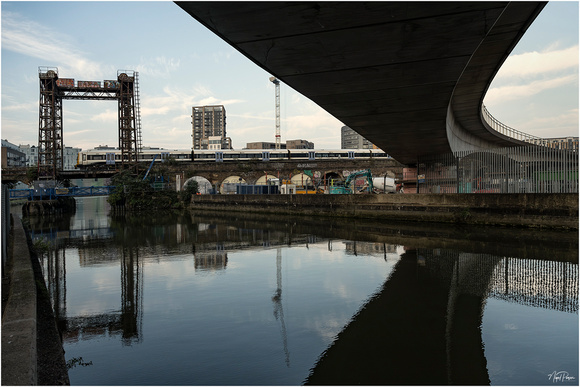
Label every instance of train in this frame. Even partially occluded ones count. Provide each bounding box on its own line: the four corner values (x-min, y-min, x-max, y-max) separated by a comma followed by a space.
76, 148, 391, 168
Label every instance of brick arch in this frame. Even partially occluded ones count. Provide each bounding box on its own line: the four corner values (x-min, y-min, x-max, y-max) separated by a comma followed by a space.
184, 176, 212, 194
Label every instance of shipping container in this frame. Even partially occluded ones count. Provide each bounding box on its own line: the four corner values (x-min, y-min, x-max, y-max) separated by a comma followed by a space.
104, 80, 120, 89
78, 81, 101, 88
56, 78, 75, 88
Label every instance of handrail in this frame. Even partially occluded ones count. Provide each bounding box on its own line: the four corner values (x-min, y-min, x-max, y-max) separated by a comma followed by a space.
481, 104, 547, 145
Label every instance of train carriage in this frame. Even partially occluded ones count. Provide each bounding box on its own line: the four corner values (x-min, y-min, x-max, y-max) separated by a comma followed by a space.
76, 148, 390, 168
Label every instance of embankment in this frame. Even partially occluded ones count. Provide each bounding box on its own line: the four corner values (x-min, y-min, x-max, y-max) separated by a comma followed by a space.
190, 193, 578, 229
1, 216, 69, 385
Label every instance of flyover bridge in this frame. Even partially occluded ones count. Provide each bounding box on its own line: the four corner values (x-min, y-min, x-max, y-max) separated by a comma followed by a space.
177, 2, 547, 165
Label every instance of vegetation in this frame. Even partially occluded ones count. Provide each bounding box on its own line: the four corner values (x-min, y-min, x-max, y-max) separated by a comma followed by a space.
25, 167, 38, 184
180, 180, 199, 203
32, 237, 52, 254
107, 170, 198, 211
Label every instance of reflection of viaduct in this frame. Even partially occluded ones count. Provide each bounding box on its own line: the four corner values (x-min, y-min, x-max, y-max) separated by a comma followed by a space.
305, 250, 578, 385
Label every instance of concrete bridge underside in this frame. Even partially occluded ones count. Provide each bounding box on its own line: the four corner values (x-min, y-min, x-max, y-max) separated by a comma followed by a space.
176, 2, 546, 165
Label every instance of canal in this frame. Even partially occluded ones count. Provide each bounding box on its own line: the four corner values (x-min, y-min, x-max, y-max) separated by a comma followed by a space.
26, 196, 578, 385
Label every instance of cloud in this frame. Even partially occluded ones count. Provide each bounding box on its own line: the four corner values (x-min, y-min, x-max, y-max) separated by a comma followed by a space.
494, 45, 578, 80
1, 11, 107, 79
90, 109, 117, 123
518, 108, 579, 138
1, 100, 37, 113
485, 74, 578, 104
198, 97, 244, 106
135, 56, 181, 78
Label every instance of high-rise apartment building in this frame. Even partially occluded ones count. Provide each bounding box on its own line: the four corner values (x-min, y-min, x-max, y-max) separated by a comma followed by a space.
191, 105, 232, 150
341, 126, 377, 149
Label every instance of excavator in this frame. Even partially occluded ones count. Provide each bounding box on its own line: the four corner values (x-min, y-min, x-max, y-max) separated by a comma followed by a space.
329, 169, 374, 194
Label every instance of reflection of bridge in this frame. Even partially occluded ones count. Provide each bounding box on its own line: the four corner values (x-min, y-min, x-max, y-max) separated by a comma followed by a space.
34, 209, 577, 378
9, 186, 115, 201
43, 245, 143, 346
305, 250, 577, 385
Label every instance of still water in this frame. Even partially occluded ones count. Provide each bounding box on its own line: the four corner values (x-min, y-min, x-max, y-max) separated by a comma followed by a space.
28, 197, 578, 385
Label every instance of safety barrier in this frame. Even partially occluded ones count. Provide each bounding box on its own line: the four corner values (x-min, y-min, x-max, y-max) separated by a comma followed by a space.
8, 186, 116, 200
418, 145, 578, 194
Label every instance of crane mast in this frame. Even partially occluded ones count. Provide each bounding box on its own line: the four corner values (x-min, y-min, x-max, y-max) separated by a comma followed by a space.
269, 77, 281, 149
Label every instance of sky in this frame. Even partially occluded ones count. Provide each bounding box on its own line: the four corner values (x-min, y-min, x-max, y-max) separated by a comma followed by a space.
1, 1, 578, 151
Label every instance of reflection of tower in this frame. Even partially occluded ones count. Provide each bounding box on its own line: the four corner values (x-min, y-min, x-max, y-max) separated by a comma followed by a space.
272, 248, 290, 366
43, 247, 67, 327
120, 247, 143, 345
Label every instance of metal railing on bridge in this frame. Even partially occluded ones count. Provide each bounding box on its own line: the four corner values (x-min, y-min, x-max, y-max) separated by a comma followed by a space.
481, 105, 543, 144
9, 186, 116, 201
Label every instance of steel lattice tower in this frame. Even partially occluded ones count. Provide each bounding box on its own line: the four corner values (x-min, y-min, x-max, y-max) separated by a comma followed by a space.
38, 67, 63, 180
118, 71, 139, 169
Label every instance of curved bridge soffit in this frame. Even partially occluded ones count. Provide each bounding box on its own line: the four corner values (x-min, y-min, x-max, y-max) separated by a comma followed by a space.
447, 2, 546, 154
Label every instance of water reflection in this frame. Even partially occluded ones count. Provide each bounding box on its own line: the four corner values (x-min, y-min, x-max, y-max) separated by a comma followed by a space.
25, 198, 578, 385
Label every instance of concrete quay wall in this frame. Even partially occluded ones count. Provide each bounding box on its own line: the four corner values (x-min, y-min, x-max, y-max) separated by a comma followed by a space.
2, 216, 37, 385
190, 193, 578, 229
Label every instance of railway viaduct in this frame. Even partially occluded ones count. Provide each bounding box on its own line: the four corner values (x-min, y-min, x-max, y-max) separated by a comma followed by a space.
174, 157, 402, 188
2, 157, 403, 188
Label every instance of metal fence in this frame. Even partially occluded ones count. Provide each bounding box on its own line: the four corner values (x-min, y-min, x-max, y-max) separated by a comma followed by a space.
417, 145, 578, 193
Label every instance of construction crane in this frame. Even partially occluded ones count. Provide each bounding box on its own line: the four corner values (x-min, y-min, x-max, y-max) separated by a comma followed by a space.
269, 77, 281, 150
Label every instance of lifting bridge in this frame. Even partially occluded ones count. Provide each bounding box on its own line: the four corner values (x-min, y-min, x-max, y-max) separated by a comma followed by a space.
37, 67, 143, 180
